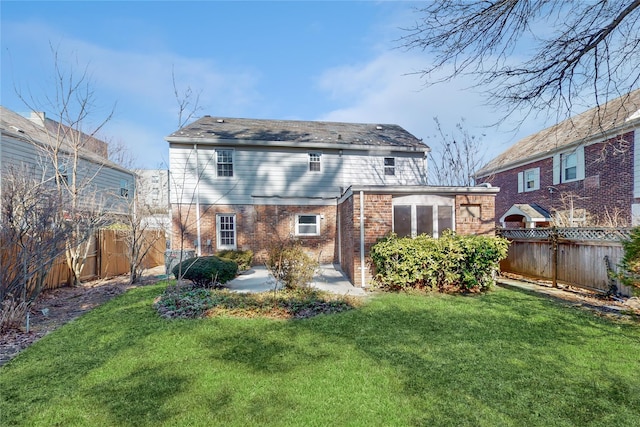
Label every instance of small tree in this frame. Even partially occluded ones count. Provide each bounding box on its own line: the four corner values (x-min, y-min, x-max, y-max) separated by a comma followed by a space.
17, 46, 117, 286
0, 165, 69, 331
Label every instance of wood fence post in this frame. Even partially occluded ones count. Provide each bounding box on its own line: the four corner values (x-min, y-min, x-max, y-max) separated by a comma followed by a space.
551, 227, 558, 288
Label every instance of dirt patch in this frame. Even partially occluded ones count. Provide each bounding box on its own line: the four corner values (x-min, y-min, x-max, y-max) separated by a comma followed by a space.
500, 272, 640, 319
0, 266, 167, 367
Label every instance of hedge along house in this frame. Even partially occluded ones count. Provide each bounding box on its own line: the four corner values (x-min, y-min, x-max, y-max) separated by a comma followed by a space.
167, 117, 499, 287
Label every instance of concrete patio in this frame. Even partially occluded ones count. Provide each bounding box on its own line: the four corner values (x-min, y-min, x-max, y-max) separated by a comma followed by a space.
226, 264, 367, 296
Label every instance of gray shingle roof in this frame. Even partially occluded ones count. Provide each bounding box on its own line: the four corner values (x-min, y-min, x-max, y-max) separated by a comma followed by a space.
0, 105, 130, 174
166, 116, 429, 152
477, 89, 640, 177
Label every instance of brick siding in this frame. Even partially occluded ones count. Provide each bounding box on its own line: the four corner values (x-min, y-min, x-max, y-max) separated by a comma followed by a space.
172, 204, 337, 264
479, 132, 635, 225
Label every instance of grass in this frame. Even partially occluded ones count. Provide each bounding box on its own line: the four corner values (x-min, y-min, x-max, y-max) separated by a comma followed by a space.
1, 283, 639, 426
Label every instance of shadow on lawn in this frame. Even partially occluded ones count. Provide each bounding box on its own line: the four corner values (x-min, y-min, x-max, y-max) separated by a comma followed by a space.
294, 291, 640, 425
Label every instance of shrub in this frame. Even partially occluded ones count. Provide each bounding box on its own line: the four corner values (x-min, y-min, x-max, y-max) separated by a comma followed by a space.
154, 284, 214, 318
370, 231, 509, 292
171, 256, 238, 287
216, 249, 254, 271
266, 241, 318, 290
616, 227, 640, 295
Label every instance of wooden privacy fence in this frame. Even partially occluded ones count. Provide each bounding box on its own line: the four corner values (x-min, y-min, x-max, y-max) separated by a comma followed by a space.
497, 227, 634, 297
36, 229, 165, 291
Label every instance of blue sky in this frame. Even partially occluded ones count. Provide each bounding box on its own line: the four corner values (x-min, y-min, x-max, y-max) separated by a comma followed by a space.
1, 1, 550, 169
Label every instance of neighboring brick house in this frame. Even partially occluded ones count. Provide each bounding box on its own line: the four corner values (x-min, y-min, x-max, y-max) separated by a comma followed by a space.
167, 116, 499, 286
476, 89, 640, 227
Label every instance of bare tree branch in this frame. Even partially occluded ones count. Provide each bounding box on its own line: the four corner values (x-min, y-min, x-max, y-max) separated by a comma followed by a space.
399, 0, 640, 122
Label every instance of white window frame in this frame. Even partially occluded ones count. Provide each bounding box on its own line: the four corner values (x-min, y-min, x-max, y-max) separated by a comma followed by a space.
120, 179, 130, 198
216, 149, 234, 178
216, 214, 237, 250
295, 214, 321, 236
393, 204, 454, 239
553, 146, 585, 184
309, 152, 322, 172
384, 157, 395, 176
517, 167, 540, 193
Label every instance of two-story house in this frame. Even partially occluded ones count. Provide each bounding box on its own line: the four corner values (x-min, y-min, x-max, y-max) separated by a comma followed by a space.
476, 89, 640, 227
167, 116, 499, 286
0, 106, 135, 216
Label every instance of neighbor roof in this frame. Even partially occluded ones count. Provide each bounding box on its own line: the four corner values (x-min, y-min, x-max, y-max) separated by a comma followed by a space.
0, 105, 131, 174
166, 116, 429, 152
476, 89, 640, 177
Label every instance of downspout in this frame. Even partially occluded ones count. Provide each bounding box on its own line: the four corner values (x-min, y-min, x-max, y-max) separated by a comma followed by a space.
194, 144, 202, 256
360, 190, 365, 288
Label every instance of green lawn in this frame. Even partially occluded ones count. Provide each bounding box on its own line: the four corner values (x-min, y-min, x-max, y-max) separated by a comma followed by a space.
1, 284, 639, 426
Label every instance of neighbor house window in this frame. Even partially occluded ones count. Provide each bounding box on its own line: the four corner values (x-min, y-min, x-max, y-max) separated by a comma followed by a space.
216, 214, 236, 250
295, 214, 320, 236
517, 167, 540, 193
57, 164, 68, 184
309, 152, 321, 172
553, 147, 584, 184
216, 149, 234, 177
562, 152, 577, 181
384, 157, 395, 176
120, 179, 130, 198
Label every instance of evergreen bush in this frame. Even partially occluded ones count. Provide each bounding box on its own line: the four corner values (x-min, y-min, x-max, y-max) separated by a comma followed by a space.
616, 226, 640, 295
370, 231, 509, 292
171, 256, 238, 287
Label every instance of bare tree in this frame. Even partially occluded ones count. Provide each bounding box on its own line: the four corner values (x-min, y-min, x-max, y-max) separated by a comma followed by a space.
426, 117, 486, 186
0, 165, 69, 331
17, 47, 117, 287
119, 177, 166, 285
399, 1, 640, 123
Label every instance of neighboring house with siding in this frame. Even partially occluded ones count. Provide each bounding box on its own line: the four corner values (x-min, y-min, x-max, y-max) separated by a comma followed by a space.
134, 169, 171, 231
476, 89, 640, 227
0, 106, 135, 215
167, 116, 499, 287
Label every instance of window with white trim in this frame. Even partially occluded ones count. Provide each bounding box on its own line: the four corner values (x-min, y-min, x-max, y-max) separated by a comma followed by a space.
295, 214, 320, 236
517, 167, 540, 192
562, 152, 577, 181
120, 179, 130, 198
216, 214, 236, 250
384, 157, 395, 176
216, 149, 234, 177
309, 152, 321, 172
393, 204, 453, 238
553, 147, 584, 184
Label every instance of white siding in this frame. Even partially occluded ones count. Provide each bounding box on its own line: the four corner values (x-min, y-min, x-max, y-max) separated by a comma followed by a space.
170, 144, 428, 205
1, 135, 134, 214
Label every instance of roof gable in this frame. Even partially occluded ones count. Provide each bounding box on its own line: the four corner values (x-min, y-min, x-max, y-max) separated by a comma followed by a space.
477, 89, 640, 176
166, 116, 429, 152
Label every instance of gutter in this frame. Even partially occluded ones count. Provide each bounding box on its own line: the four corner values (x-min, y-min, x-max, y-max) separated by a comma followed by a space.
166, 138, 428, 154
360, 190, 365, 288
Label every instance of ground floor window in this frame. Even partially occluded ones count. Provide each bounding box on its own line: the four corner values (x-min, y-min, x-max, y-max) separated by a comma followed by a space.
393, 205, 453, 238
295, 214, 320, 236
217, 214, 236, 250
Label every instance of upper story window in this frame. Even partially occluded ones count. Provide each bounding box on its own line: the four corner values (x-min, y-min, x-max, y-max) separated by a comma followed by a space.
518, 167, 540, 192
553, 146, 584, 184
562, 152, 577, 181
295, 214, 320, 236
384, 157, 395, 176
57, 164, 69, 184
120, 179, 130, 198
216, 149, 234, 177
309, 152, 321, 172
